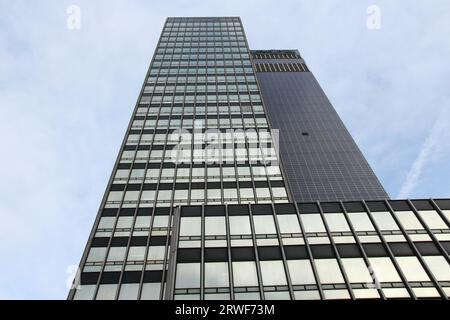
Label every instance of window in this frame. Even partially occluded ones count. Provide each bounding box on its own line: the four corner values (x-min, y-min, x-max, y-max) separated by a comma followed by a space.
272, 187, 287, 198
234, 292, 260, 300
315, 259, 345, 284
176, 263, 200, 288
127, 246, 146, 261
253, 215, 276, 234
239, 188, 254, 199
98, 217, 115, 229
115, 169, 129, 180
423, 256, 450, 281
260, 260, 287, 286
300, 214, 326, 233
371, 211, 398, 230
174, 189, 189, 201
341, 258, 372, 283
277, 214, 301, 234
229, 216, 252, 235
130, 169, 145, 179
141, 190, 156, 202
232, 261, 259, 287
96, 284, 118, 300
205, 262, 229, 287
107, 247, 127, 262
117, 216, 133, 229
124, 191, 139, 202
368, 257, 401, 282
224, 188, 238, 199
324, 213, 350, 232
191, 189, 204, 201
205, 217, 226, 236
141, 283, 161, 300
107, 191, 123, 202
152, 216, 169, 228
418, 210, 447, 229
264, 291, 290, 300
134, 216, 151, 229
180, 217, 201, 236
287, 260, 316, 285
293, 290, 320, 300
118, 283, 139, 300
86, 247, 107, 262
147, 246, 165, 261
207, 189, 222, 200
256, 188, 271, 198
396, 256, 430, 282
157, 190, 173, 202
394, 211, 423, 230
74, 285, 96, 300
348, 212, 375, 231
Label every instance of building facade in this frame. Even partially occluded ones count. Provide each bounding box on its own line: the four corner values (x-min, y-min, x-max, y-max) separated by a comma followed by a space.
68, 17, 450, 300
252, 49, 388, 202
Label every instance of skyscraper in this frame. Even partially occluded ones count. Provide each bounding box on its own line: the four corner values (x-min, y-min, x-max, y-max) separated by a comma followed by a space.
68, 17, 450, 300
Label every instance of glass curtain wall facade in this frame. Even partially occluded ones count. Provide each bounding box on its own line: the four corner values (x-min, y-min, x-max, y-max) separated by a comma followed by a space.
252, 50, 388, 202
69, 17, 289, 300
168, 199, 450, 300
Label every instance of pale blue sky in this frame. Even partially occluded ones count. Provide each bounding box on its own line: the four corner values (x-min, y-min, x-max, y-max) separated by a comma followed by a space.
0, 0, 449, 299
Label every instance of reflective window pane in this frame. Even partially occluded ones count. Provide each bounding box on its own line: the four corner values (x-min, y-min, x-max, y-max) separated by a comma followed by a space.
260, 260, 287, 286
141, 283, 161, 300
315, 259, 344, 284
205, 262, 229, 287
180, 217, 201, 236
394, 211, 423, 230
232, 261, 259, 287
287, 260, 316, 285
423, 256, 450, 281
96, 284, 118, 300
418, 210, 447, 229
277, 214, 301, 234
229, 216, 252, 235
74, 285, 96, 300
371, 211, 398, 231
348, 212, 375, 231
205, 217, 226, 236
118, 283, 139, 300
86, 247, 107, 262
368, 257, 401, 282
324, 213, 350, 232
253, 215, 276, 234
341, 258, 372, 283
301, 214, 326, 233
176, 263, 200, 288
396, 256, 430, 282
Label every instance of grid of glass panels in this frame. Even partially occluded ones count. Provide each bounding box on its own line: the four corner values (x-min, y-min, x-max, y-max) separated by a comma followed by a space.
251, 49, 389, 202
69, 17, 289, 300
167, 199, 450, 300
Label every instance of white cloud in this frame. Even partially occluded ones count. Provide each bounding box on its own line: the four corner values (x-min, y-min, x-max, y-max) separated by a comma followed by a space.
397, 108, 450, 198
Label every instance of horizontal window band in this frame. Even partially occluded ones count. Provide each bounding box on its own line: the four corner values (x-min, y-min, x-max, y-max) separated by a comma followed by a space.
253, 62, 309, 73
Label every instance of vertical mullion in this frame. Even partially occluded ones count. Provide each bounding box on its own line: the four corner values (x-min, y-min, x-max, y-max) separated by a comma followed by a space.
248, 204, 265, 299
339, 201, 386, 300
385, 200, 448, 299
362, 201, 417, 299
270, 203, 295, 299
317, 201, 355, 300
292, 202, 325, 299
